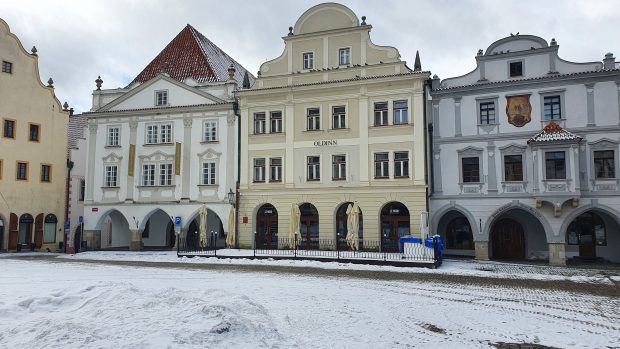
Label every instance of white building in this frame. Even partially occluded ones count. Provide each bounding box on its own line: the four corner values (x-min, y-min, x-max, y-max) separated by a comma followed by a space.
429, 34, 620, 265
82, 25, 253, 250
67, 112, 88, 252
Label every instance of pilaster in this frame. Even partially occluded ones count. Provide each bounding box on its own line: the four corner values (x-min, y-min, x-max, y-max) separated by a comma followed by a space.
486, 142, 498, 192
454, 97, 462, 137
359, 92, 369, 183
181, 117, 192, 201
85, 122, 98, 204
432, 148, 442, 194
474, 241, 489, 260
585, 83, 595, 126
125, 120, 138, 201
129, 229, 143, 251
548, 242, 566, 266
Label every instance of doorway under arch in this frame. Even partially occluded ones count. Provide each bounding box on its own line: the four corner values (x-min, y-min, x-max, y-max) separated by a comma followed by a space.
335, 202, 363, 249
256, 203, 278, 249
380, 202, 410, 252
299, 203, 319, 250
566, 209, 620, 262
186, 208, 225, 249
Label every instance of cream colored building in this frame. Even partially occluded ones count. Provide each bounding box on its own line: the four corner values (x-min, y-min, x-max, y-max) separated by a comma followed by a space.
0, 18, 69, 252
236, 4, 430, 250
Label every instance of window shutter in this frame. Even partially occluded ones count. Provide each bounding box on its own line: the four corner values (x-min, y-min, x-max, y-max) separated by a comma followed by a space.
9, 213, 18, 232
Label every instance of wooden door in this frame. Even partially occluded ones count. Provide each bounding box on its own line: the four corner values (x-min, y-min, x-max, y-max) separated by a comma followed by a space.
299, 216, 318, 250
576, 217, 596, 259
34, 214, 44, 248
8, 213, 18, 250
256, 215, 278, 249
492, 218, 525, 260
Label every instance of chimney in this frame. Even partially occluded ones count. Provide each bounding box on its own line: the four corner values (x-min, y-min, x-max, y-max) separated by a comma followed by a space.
227, 64, 236, 82
431, 74, 440, 90
603, 52, 616, 70
242, 71, 251, 89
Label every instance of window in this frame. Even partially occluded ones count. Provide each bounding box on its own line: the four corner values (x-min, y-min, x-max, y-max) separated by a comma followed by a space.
3, 119, 15, 138
202, 162, 216, 185
332, 155, 346, 180
41, 164, 51, 182
374, 152, 389, 178
253, 158, 265, 182
142, 164, 156, 186
394, 151, 409, 178
203, 121, 217, 141
155, 90, 168, 106
270, 111, 282, 133
374, 102, 388, 126
107, 126, 120, 146
43, 214, 57, 244
270, 157, 282, 182
254, 112, 266, 134
160, 124, 172, 143
504, 155, 523, 181
462, 157, 480, 183
543, 95, 561, 120
160, 163, 173, 185
79, 179, 85, 201
339, 48, 350, 65
509, 61, 523, 77
332, 106, 346, 129
307, 156, 320, 181
28, 124, 40, 142
479, 102, 496, 125
307, 108, 320, 131
2, 61, 12, 74
303, 52, 314, 69
104, 165, 118, 187
393, 100, 408, 125
146, 125, 158, 144
567, 212, 607, 246
16, 162, 28, 180
545, 151, 566, 180
594, 150, 615, 179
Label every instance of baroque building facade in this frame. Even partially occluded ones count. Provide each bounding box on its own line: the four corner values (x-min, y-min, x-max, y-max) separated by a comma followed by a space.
0, 18, 69, 252
236, 3, 429, 250
429, 34, 620, 264
82, 25, 253, 250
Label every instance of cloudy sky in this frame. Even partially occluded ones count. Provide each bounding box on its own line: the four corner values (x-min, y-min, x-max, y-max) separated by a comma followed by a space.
3, 0, 619, 113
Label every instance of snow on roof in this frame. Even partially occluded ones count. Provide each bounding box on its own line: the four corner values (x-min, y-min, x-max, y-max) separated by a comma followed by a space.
68, 114, 88, 150
130, 24, 255, 87
527, 121, 582, 144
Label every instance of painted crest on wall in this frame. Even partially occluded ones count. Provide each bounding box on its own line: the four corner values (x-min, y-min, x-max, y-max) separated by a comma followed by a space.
506, 95, 532, 127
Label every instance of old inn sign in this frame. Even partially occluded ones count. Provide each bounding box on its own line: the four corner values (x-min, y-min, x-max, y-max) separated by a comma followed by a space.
506, 95, 532, 127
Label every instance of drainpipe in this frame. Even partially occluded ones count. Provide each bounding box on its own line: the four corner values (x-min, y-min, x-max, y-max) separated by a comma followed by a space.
233, 100, 241, 249
423, 78, 432, 213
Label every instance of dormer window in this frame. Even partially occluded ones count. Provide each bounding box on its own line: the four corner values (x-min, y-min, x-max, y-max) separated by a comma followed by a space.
155, 90, 168, 106
303, 52, 314, 70
339, 48, 350, 65
509, 61, 523, 77
2, 61, 12, 74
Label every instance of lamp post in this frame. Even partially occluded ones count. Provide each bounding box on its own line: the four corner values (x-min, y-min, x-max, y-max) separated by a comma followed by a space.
227, 189, 235, 206
227, 187, 239, 249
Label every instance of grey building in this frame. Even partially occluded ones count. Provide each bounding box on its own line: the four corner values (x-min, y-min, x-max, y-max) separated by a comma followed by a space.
429, 34, 620, 265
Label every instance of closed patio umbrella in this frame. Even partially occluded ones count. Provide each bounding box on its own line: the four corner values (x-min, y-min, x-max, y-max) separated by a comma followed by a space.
198, 204, 208, 248
226, 206, 235, 248
288, 203, 301, 248
346, 202, 360, 251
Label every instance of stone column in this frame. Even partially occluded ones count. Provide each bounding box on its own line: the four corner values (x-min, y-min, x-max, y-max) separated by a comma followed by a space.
83, 230, 101, 250
433, 149, 443, 194
474, 241, 489, 260
129, 229, 143, 251
548, 242, 566, 266
85, 123, 98, 204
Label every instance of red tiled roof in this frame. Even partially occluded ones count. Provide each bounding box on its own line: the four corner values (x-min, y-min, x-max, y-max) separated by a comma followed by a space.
527, 121, 582, 144
130, 24, 255, 86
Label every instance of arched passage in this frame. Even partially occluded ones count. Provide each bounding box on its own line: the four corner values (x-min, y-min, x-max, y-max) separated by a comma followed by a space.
380, 202, 410, 252
99, 209, 131, 249
299, 203, 319, 250
488, 207, 548, 261
186, 208, 225, 249
335, 202, 363, 248
141, 209, 175, 249
565, 209, 620, 263
256, 203, 278, 249
436, 210, 474, 256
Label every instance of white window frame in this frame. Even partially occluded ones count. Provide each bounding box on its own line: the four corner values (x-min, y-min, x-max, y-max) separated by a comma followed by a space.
331, 105, 346, 129
270, 111, 283, 133
307, 108, 321, 131
253, 158, 266, 182
374, 101, 389, 126
394, 151, 409, 178
142, 163, 156, 186
254, 112, 266, 134
374, 152, 389, 179
201, 161, 217, 185
155, 90, 168, 106
159, 163, 173, 186
104, 165, 118, 187
146, 124, 159, 144
332, 154, 346, 180
106, 126, 120, 146
203, 120, 218, 142
270, 157, 282, 182
393, 100, 409, 125
339, 48, 350, 65
303, 52, 314, 70
307, 156, 321, 181
160, 123, 173, 143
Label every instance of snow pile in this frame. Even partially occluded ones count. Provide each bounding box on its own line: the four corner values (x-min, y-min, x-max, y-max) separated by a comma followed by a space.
0, 282, 292, 349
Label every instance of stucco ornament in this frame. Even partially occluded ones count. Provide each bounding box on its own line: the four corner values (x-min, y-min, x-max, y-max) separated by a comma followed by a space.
506, 95, 532, 127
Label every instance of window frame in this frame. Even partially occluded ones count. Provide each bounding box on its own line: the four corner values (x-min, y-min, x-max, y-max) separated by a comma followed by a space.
28, 123, 41, 143
270, 111, 283, 133
3, 118, 16, 139
461, 157, 481, 183
106, 125, 121, 146
79, 179, 86, 201
332, 154, 346, 181
544, 151, 567, 180
508, 60, 524, 78
306, 107, 321, 131
338, 47, 351, 65
270, 157, 282, 182
253, 158, 266, 183
159, 163, 174, 186
16, 161, 28, 181
155, 90, 168, 106
141, 163, 156, 186
589, 139, 619, 183
302, 52, 315, 70
253, 112, 266, 134
203, 120, 218, 142
104, 164, 119, 188
40, 164, 52, 183
457, 147, 484, 184
394, 151, 410, 178
476, 97, 499, 126
2, 61, 12, 74
307, 156, 321, 181
201, 161, 217, 185
393, 100, 409, 125
593, 150, 615, 179
503, 154, 524, 182
374, 152, 389, 179
331, 105, 346, 129
374, 102, 389, 126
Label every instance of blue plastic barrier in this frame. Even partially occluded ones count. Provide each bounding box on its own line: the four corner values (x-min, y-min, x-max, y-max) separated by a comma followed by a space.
398, 236, 444, 258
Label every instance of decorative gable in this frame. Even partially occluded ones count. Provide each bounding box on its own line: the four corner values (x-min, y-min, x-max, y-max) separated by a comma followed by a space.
102, 152, 123, 162
139, 150, 174, 162
588, 138, 619, 149
197, 148, 222, 160
527, 122, 582, 144
457, 146, 483, 156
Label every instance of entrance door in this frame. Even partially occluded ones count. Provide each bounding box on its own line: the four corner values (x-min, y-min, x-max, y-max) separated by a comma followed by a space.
491, 218, 525, 260
381, 202, 410, 252
256, 204, 278, 249
567, 212, 603, 260
299, 203, 319, 250
18, 214, 34, 249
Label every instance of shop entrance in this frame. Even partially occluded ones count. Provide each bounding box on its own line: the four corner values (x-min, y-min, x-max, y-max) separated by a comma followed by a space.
299, 203, 319, 250
491, 218, 525, 260
256, 204, 278, 249
380, 202, 410, 252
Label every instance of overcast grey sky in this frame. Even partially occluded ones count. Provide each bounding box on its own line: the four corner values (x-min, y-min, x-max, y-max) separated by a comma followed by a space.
3, 0, 619, 113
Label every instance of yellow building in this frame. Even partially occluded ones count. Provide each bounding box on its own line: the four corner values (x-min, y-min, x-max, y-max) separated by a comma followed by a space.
0, 18, 69, 252
236, 4, 430, 250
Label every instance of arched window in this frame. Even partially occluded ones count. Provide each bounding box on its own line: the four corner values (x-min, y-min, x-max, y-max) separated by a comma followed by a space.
446, 217, 474, 250
567, 212, 606, 246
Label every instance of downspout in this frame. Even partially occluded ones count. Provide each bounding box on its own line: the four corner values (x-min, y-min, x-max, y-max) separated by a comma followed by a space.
64, 109, 75, 253
233, 100, 241, 249
423, 78, 431, 213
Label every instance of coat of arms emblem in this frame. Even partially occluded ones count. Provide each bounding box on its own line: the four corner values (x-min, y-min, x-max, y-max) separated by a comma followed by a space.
506, 95, 532, 127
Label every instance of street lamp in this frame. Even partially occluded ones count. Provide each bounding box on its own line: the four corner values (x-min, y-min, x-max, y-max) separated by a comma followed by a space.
227, 188, 235, 206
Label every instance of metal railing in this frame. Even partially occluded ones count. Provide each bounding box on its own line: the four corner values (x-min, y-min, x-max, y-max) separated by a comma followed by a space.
177, 235, 219, 257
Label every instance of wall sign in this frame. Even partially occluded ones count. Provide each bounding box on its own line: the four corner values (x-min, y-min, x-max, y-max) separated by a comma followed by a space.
313, 140, 338, 147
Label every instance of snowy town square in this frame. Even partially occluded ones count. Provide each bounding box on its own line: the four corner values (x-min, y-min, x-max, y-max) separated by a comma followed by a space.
1, 252, 618, 348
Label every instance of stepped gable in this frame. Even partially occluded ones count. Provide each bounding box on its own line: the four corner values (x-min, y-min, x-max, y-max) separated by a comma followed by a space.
130, 24, 254, 86
527, 121, 582, 144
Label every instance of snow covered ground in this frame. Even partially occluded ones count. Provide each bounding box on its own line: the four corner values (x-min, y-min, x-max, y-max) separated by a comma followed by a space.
0, 256, 618, 348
